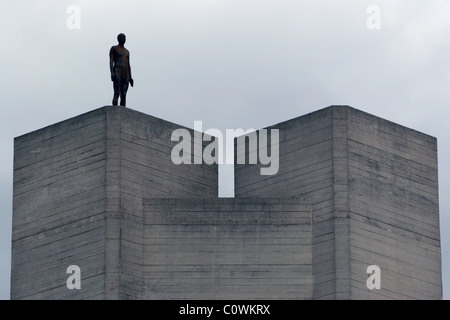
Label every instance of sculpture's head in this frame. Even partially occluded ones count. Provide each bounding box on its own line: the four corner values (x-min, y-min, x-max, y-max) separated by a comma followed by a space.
117, 33, 126, 45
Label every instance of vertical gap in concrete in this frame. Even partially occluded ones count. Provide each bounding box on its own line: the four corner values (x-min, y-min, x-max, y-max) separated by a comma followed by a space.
218, 124, 235, 198
332, 106, 351, 299
219, 163, 235, 198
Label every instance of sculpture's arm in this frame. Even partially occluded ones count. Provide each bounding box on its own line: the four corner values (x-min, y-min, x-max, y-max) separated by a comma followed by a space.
128, 53, 132, 79
109, 47, 115, 81
128, 52, 133, 86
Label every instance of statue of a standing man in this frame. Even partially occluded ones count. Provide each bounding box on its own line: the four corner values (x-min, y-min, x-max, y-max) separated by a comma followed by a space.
110, 33, 134, 107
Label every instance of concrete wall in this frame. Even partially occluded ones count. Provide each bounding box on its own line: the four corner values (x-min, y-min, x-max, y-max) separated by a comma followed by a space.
346, 108, 442, 299
11, 106, 218, 299
12, 108, 108, 299
234, 105, 442, 299
103, 107, 218, 299
235, 106, 337, 298
142, 198, 312, 299
12, 104, 442, 300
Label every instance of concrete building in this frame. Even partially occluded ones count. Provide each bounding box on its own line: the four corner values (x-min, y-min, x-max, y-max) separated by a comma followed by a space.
11, 105, 442, 299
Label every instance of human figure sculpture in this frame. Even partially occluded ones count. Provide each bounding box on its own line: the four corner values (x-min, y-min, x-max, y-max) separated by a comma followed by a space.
110, 33, 134, 107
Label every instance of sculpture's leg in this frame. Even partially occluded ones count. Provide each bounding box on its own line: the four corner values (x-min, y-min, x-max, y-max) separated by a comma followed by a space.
113, 79, 120, 106
112, 94, 119, 106
119, 81, 129, 107
120, 94, 126, 107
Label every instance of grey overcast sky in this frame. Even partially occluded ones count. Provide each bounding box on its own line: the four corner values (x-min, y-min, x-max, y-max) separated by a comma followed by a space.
1, 0, 449, 299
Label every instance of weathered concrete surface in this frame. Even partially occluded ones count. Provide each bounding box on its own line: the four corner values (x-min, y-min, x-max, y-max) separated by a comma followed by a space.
346, 107, 441, 299
142, 198, 312, 299
12, 108, 108, 299
11, 105, 442, 300
235, 105, 442, 299
11, 106, 217, 299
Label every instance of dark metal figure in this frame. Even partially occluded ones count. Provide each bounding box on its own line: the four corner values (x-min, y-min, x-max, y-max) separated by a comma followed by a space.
110, 33, 134, 107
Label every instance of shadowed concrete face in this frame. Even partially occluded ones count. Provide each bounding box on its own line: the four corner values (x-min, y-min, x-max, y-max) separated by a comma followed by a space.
235, 105, 442, 299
